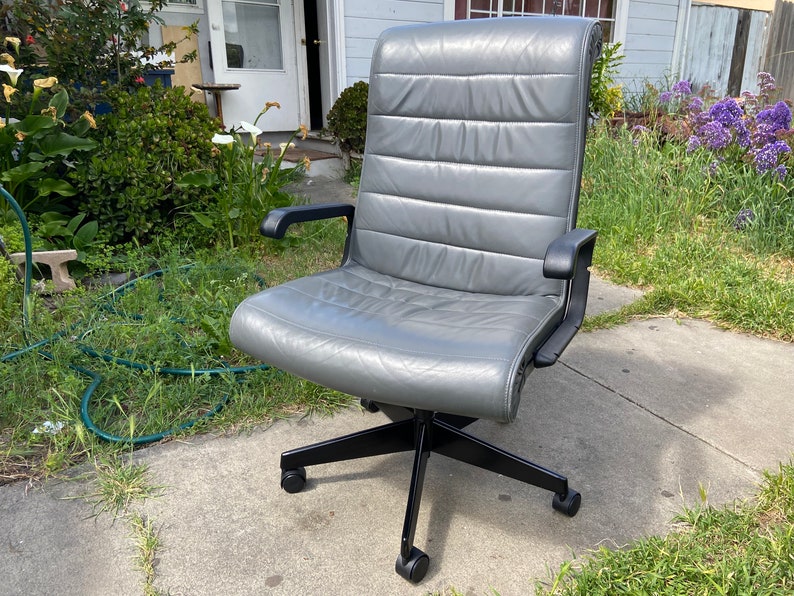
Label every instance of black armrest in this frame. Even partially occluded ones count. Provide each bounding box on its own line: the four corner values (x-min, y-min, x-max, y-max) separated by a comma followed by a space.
542, 228, 598, 280
535, 228, 597, 368
260, 203, 355, 239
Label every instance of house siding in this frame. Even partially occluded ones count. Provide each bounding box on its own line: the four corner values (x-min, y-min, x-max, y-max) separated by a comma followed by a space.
616, 0, 685, 94
344, 0, 445, 86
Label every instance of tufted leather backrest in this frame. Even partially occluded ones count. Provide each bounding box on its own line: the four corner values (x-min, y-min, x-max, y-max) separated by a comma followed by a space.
348, 17, 602, 297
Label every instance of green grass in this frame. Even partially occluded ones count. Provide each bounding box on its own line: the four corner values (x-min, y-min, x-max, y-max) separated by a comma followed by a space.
0, 217, 351, 482
580, 125, 793, 341
537, 461, 794, 594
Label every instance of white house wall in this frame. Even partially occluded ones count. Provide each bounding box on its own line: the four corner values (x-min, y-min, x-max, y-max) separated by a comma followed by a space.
616, 0, 687, 94
344, 0, 445, 86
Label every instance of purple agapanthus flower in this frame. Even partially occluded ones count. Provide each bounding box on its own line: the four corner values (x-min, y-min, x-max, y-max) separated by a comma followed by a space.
672, 80, 693, 96
758, 72, 777, 94
686, 96, 704, 113
733, 208, 755, 231
753, 122, 778, 148
753, 140, 791, 174
775, 164, 787, 180
698, 121, 732, 150
708, 98, 743, 127
659, 91, 673, 104
756, 101, 792, 133
733, 119, 751, 148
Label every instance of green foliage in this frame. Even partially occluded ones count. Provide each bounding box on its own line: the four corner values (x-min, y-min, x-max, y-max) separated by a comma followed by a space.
0, 64, 97, 215
9, 0, 197, 90
579, 123, 793, 341
325, 81, 368, 154
538, 461, 794, 595
70, 83, 219, 244
177, 106, 306, 249
589, 42, 624, 120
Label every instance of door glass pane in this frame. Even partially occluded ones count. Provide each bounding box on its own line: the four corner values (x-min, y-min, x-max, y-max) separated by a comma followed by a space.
222, 0, 283, 70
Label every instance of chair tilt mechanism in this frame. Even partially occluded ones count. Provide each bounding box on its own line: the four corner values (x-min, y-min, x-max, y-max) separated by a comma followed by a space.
230, 16, 602, 583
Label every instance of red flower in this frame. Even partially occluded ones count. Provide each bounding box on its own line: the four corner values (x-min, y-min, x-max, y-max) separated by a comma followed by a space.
25, 34, 35, 44
120, 1, 128, 11
135, 76, 145, 84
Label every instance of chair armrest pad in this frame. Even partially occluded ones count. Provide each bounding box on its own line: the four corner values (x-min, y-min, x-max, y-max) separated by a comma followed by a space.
260, 203, 356, 239
543, 228, 597, 280
535, 228, 597, 368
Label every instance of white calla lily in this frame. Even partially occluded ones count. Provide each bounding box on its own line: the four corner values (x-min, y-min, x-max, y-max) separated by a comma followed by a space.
0, 64, 23, 87
239, 120, 263, 137
211, 133, 235, 145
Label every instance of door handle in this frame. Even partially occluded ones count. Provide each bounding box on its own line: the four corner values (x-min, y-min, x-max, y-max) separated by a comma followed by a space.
313, 39, 326, 45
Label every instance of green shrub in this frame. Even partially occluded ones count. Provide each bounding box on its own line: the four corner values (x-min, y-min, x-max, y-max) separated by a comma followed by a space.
590, 42, 624, 120
10, 0, 197, 91
70, 84, 220, 244
325, 81, 368, 154
177, 106, 306, 249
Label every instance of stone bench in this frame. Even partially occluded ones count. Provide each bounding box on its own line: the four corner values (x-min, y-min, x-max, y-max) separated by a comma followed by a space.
9, 249, 78, 292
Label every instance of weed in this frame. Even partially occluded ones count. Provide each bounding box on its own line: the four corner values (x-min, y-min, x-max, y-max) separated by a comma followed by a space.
86, 457, 162, 517
128, 511, 162, 596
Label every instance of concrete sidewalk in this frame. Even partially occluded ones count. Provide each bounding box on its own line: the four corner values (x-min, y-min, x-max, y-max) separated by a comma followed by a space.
2, 177, 792, 595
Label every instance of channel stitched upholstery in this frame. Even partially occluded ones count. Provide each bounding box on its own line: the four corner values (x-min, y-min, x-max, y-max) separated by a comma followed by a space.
230, 17, 599, 423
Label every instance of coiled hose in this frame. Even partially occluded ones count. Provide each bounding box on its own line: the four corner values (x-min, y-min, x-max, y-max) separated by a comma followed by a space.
1, 184, 268, 444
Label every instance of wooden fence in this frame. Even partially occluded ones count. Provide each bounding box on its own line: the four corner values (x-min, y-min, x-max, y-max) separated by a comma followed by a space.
764, 0, 794, 101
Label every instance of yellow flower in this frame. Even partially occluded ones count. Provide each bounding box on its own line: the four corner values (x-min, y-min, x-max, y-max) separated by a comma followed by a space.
0, 119, 5, 129
261, 168, 270, 180
299, 123, 308, 140
40, 106, 57, 120
301, 156, 311, 171
265, 101, 281, 110
33, 76, 58, 89
263, 142, 272, 149
3, 83, 17, 102
82, 111, 97, 129
0, 53, 15, 68
4, 37, 21, 53
15, 131, 25, 141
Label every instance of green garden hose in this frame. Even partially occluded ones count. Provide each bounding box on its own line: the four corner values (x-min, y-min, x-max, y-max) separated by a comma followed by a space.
1, 183, 268, 445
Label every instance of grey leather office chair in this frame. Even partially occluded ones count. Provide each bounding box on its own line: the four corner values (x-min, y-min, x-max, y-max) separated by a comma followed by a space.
230, 16, 601, 582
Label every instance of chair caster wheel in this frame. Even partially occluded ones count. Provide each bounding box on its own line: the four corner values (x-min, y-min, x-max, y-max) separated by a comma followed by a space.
552, 489, 581, 517
281, 467, 306, 494
360, 399, 380, 413
395, 546, 429, 583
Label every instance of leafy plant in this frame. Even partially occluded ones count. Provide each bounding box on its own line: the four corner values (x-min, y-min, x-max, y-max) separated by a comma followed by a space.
325, 81, 368, 155
0, 54, 97, 216
69, 83, 219, 244
34, 211, 100, 257
589, 42, 624, 120
177, 103, 307, 248
9, 0, 197, 91
650, 72, 794, 255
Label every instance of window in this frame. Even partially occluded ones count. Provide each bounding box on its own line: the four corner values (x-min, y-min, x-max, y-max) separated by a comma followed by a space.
221, 0, 283, 70
456, 0, 615, 41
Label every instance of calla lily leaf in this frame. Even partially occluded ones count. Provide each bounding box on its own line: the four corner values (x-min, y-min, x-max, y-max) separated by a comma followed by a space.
0, 162, 46, 183
176, 171, 218, 188
48, 89, 69, 119
36, 178, 78, 197
37, 132, 97, 157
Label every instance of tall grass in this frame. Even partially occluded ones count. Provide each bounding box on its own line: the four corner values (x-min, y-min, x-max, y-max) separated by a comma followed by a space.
580, 124, 793, 341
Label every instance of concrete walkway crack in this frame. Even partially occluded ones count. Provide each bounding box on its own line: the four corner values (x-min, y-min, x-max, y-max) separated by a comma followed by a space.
558, 359, 762, 476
